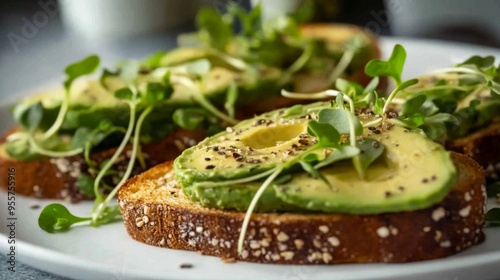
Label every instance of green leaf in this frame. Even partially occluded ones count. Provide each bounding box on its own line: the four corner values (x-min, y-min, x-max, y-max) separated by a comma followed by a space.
425, 113, 458, 125
173, 108, 207, 130
315, 146, 360, 169
196, 7, 233, 50
373, 93, 385, 116
365, 44, 406, 85
432, 99, 457, 114
228, 2, 262, 37
144, 51, 166, 68
99, 69, 118, 89
421, 122, 448, 142
353, 138, 385, 179
114, 87, 134, 100
335, 78, 363, 97
3, 137, 41, 161
402, 94, 427, 116
318, 109, 363, 136
71, 120, 125, 150
224, 82, 238, 119
64, 55, 100, 91
486, 208, 500, 226
307, 120, 341, 148
38, 203, 91, 233
298, 160, 331, 188
142, 82, 173, 104
26, 102, 44, 131
457, 55, 495, 69
76, 175, 96, 196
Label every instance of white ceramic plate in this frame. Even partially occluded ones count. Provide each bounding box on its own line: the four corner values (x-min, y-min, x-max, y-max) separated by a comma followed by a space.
1, 38, 500, 280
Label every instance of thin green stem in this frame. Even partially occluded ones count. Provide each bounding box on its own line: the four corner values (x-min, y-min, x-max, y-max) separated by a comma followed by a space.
92, 100, 136, 211
382, 87, 400, 115
42, 93, 69, 140
28, 134, 82, 157
93, 106, 153, 223
362, 118, 383, 128
329, 50, 354, 84
175, 76, 238, 125
237, 167, 283, 254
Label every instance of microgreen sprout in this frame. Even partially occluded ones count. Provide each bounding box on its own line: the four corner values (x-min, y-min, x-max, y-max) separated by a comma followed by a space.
43, 55, 100, 140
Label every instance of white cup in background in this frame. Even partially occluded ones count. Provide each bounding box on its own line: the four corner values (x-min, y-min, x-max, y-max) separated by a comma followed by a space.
59, 0, 206, 41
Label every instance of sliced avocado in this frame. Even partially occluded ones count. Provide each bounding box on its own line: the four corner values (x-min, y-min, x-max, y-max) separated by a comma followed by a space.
174, 102, 328, 185
274, 125, 457, 214
176, 100, 457, 214
190, 181, 300, 212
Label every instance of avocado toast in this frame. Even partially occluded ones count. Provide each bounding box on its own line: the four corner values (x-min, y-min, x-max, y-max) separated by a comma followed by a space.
117, 100, 486, 264
0, 4, 380, 209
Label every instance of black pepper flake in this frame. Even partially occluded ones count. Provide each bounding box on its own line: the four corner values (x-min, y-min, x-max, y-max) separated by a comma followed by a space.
398, 186, 405, 191
404, 129, 409, 133
217, 151, 225, 156
372, 141, 380, 148
206, 165, 216, 170
422, 178, 429, 183
30, 205, 40, 210
180, 263, 193, 269
233, 153, 244, 161
431, 175, 437, 181
212, 146, 219, 151
372, 129, 381, 134
291, 144, 298, 149
237, 163, 244, 168
298, 139, 309, 145
204, 157, 211, 161
385, 191, 392, 197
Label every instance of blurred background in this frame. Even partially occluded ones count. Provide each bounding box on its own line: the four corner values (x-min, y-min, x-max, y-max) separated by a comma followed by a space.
1, 0, 500, 98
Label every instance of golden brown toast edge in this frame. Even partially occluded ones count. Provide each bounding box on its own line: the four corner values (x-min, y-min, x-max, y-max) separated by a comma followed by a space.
117, 152, 486, 264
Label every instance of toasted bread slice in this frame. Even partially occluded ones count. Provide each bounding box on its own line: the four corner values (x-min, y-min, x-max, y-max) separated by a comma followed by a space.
447, 122, 500, 179
118, 152, 485, 264
0, 129, 206, 201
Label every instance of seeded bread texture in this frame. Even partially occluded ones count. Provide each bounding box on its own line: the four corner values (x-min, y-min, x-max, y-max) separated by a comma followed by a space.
0, 129, 206, 201
118, 152, 486, 264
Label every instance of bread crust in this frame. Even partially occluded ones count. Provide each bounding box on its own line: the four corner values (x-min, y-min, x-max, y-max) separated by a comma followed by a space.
0, 129, 206, 201
447, 122, 500, 179
118, 152, 486, 264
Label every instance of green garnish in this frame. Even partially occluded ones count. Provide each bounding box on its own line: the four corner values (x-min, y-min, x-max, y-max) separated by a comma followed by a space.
365, 44, 406, 86
44, 55, 100, 140
38, 204, 91, 233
